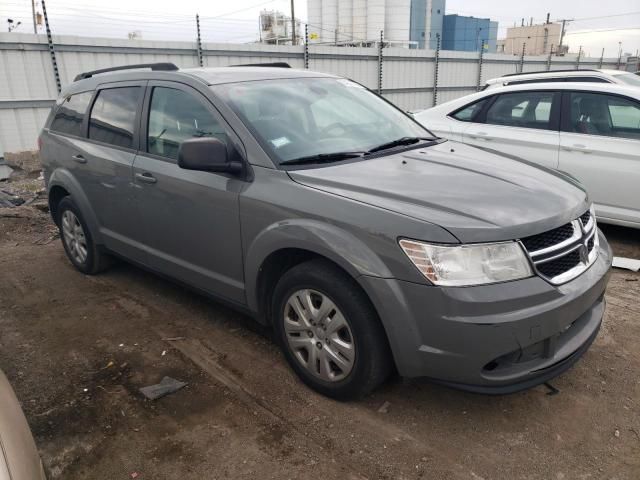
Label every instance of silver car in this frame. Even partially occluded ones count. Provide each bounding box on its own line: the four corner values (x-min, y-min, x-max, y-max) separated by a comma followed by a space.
0, 369, 46, 480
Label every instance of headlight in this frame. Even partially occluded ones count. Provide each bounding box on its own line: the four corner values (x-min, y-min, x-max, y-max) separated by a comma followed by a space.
399, 239, 533, 286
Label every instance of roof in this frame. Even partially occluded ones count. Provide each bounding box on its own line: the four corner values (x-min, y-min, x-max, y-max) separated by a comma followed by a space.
181, 66, 337, 85
62, 65, 338, 97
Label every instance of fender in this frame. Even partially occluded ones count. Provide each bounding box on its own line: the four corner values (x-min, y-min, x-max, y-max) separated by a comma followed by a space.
244, 219, 394, 314
47, 168, 103, 244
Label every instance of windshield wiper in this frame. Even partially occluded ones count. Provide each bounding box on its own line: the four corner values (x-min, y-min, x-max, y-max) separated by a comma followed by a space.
280, 151, 365, 166
366, 136, 434, 154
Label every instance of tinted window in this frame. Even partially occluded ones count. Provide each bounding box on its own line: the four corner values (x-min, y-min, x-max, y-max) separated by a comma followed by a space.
570, 77, 609, 83
507, 78, 565, 86
50, 92, 93, 137
147, 87, 225, 160
569, 92, 640, 140
89, 87, 141, 149
451, 98, 488, 122
615, 73, 640, 87
485, 91, 555, 130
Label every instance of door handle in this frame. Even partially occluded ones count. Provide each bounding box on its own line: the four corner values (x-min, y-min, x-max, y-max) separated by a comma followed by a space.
72, 154, 86, 164
135, 172, 157, 184
468, 131, 491, 140
563, 144, 592, 153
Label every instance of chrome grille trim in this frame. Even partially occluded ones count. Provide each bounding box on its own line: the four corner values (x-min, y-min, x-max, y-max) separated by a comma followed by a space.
521, 207, 599, 285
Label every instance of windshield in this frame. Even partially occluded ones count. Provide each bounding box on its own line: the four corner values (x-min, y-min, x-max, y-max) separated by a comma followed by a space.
214, 77, 434, 165
615, 73, 640, 87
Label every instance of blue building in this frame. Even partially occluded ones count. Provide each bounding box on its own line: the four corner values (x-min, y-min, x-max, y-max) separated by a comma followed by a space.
442, 14, 498, 52
409, 0, 446, 50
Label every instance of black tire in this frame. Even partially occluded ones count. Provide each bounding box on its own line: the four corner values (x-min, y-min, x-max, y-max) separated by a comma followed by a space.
272, 259, 392, 400
57, 196, 111, 275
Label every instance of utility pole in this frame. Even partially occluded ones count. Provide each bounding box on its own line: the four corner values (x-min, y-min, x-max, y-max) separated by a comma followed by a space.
557, 18, 573, 54
290, 0, 296, 45
31, 0, 37, 34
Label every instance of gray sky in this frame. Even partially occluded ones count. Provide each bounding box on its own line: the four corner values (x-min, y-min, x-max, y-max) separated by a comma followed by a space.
2, 0, 638, 57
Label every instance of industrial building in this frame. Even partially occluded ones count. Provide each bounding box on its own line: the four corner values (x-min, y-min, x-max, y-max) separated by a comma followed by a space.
259, 10, 303, 45
496, 21, 564, 55
441, 14, 498, 52
306, 0, 446, 48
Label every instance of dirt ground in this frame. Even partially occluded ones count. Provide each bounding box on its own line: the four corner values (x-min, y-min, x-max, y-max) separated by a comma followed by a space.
1, 204, 639, 480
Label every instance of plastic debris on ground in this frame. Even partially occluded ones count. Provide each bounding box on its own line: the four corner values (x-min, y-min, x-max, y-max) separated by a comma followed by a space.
612, 257, 640, 272
139, 376, 187, 400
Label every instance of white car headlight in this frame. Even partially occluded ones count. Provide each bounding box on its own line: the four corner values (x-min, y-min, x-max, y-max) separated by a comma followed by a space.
399, 239, 533, 286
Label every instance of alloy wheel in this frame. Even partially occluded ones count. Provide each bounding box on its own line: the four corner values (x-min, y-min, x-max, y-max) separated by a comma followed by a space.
61, 210, 88, 265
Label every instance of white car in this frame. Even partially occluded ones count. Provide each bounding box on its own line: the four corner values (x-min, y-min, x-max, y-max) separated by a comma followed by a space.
414, 83, 640, 228
483, 69, 640, 90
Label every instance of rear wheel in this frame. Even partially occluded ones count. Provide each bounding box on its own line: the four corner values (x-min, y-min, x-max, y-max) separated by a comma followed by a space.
272, 259, 391, 399
58, 196, 111, 274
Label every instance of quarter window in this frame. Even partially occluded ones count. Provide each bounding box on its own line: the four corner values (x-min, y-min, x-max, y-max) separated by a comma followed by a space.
50, 92, 93, 137
147, 87, 225, 160
568, 92, 640, 140
451, 98, 488, 122
89, 87, 141, 149
485, 91, 555, 130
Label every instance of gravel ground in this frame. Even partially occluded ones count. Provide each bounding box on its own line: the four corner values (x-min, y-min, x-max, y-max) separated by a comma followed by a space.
0, 204, 639, 480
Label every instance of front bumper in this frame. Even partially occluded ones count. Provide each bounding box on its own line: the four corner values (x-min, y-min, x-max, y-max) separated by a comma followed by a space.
360, 230, 612, 393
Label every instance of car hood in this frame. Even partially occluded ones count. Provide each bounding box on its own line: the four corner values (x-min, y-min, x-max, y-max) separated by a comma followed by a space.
288, 141, 589, 243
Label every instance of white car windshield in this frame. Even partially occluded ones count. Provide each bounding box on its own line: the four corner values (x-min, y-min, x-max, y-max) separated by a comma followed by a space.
615, 73, 640, 87
215, 77, 433, 165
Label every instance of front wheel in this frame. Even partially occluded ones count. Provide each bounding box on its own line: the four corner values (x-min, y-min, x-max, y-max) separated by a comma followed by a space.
272, 260, 392, 400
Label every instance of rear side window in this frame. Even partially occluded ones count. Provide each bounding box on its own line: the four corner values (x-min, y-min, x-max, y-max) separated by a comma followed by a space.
50, 92, 93, 137
568, 92, 640, 140
451, 98, 489, 122
485, 91, 555, 130
89, 87, 141, 149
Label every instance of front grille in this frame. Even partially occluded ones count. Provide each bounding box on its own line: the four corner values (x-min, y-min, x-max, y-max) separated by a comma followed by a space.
521, 223, 574, 252
537, 250, 581, 278
520, 208, 598, 285
580, 210, 591, 226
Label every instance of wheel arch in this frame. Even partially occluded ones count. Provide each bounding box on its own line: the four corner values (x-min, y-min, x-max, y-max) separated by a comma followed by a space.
244, 219, 394, 324
47, 169, 103, 243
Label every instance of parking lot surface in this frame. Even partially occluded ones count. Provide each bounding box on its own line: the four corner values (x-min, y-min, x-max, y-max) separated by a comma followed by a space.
1, 208, 639, 479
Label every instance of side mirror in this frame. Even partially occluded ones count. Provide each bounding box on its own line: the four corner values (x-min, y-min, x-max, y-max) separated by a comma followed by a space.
178, 137, 242, 174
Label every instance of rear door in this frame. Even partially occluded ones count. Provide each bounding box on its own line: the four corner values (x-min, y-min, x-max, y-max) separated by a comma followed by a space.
46, 82, 146, 261
559, 90, 640, 225
82, 81, 147, 260
461, 90, 561, 169
133, 81, 246, 304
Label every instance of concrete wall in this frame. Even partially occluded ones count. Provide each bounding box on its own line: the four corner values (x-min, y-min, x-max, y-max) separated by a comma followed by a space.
0, 32, 622, 154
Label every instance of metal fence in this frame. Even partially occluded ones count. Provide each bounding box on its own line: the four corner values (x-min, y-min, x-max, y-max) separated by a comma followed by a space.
0, 31, 624, 155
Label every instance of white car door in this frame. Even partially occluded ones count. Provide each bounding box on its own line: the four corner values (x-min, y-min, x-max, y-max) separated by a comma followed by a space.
559, 90, 640, 226
461, 90, 561, 170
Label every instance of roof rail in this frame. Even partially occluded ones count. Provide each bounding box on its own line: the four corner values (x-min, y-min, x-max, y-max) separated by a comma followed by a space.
500, 68, 598, 78
230, 62, 291, 68
74, 63, 179, 81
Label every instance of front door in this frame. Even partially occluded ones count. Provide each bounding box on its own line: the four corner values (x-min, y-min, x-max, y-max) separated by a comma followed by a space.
133, 81, 246, 304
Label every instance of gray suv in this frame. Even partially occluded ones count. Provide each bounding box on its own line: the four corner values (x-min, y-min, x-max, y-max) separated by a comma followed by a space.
39, 63, 612, 399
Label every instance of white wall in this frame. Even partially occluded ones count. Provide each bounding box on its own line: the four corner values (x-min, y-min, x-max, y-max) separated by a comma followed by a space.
0, 32, 621, 154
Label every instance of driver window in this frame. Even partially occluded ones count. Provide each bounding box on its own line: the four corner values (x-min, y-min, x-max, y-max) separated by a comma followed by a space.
147, 87, 226, 160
